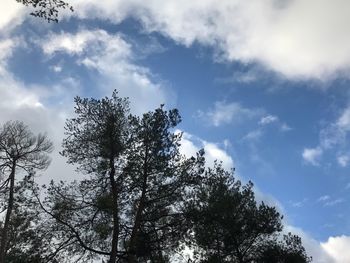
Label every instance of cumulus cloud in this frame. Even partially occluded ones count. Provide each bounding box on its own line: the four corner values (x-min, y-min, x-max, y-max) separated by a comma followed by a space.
198, 101, 260, 127
284, 225, 335, 263
0, 77, 77, 185
60, 0, 350, 80
322, 235, 350, 263
302, 147, 323, 166
0, 35, 88, 185
4, 1, 350, 79
0, 0, 24, 32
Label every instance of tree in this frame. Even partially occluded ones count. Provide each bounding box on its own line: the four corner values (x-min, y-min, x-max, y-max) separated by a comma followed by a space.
0, 121, 53, 262
185, 163, 310, 263
0, 175, 58, 263
39, 92, 204, 262
16, 0, 73, 23
258, 233, 312, 263
123, 106, 204, 262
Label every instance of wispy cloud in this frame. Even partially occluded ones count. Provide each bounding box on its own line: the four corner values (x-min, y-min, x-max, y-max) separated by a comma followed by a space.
259, 114, 278, 125
337, 155, 350, 167
39, 29, 171, 115
302, 147, 323, 166
280, 123, 292, 132
242, 129, 263, 141
303, 105, 350, 167
318, 195, 331, 202
290, 198, 308, 208
324, 199, 344, 207
197, 101, 261, 127
317, 195, 344, 207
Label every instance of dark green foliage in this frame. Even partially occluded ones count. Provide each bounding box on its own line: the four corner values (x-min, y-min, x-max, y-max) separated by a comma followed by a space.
258, 233, 312, 263
0, 95, 312, 262
0, 121, 53, 262
124, 106, 205, 262
186, 163, 310, 263
40, 92, 205, 262
1, 175, 58, 263
61, 91, 131, 174
16, 0, 73, 23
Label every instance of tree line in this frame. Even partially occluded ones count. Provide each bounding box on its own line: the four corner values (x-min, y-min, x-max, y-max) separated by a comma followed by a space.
0, 91, 312, 262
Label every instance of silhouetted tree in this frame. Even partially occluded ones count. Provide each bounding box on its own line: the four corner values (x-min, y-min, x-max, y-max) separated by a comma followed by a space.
0, 121, 53, 262
16, 0, 73, 22
258, 233, 312, 263
39, 92, 204, 263
124, 106, 204, 262
1, 175, 59, 263
185, 163, 310, 263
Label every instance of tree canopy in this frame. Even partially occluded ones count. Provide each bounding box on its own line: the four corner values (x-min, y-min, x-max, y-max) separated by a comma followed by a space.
0, 121, 53, 262
185, 163, 311, 263
0, 92, 311, 263
38, 92, 204, 262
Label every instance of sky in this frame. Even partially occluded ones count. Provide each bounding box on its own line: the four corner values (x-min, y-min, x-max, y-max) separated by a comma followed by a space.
1, 0, 350, 262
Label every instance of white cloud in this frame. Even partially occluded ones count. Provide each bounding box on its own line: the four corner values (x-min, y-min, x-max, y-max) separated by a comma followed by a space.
203, 141, 234, 170
0, 78, 78, 185
303, 106, 350, 167
258, 115, 292, 132
280, 123, 292, 132
41, 30, 132, 57
318, 195, 330, 202
302, 147, 323, 166
337, 107, 350, 131
317, 195, 344, 207
4, 0, 350, 80
62, 0, 350, 80
50, 65, 62, 73
322, 236, 350, 263
324, 198, 344, 207
40, 29, 171, 115
319, 106, 350, 149
0, 38, 18, 74
259, 114, 278, 125
178, 131, 234, 170
243, 129, 263, 141
0, 36, 82, 185
198, 101, 260, 127
0, 0, 24, 32
337, 155, 350, 167
290, 198, 308, 208
177, 129, 344, 262
284, 225, 334, 263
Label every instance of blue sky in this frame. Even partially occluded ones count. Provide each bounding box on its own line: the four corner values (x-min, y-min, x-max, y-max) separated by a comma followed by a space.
1, 0, 350, 261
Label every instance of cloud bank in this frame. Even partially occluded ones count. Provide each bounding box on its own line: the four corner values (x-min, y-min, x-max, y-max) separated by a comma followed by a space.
62, 0, 350, 80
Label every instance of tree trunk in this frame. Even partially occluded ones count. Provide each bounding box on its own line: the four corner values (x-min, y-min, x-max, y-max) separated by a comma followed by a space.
0, 162, 16, 263
109, 160, 119, 263
128, 145, 149, 263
